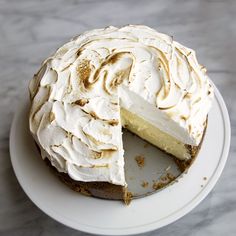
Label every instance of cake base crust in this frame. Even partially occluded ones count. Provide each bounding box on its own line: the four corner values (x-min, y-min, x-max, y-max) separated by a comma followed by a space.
44, 158, 127, 201
176, 118, 208, 172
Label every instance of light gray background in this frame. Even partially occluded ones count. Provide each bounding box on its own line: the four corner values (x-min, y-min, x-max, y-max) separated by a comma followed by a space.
0, 0, 235, 235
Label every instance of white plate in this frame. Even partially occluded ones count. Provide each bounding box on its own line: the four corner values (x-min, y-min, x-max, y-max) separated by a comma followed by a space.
10, 84, 230, 235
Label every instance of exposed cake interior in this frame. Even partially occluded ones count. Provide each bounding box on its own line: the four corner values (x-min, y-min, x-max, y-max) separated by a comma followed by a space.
118, 84, 202, 161
120, 108, 192, 160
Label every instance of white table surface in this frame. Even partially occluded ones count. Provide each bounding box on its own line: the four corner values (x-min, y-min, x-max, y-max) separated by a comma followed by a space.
0, 0, 235, 235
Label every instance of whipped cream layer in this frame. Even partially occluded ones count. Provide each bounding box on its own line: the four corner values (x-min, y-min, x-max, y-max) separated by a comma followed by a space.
29, 25, 214, 185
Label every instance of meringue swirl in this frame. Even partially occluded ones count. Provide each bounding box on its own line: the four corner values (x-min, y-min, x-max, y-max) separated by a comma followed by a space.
29, 25, 214, 185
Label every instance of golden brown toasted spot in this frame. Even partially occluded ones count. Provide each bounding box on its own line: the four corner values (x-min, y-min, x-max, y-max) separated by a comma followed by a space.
158, 104, 176, 110
188, 124, 192, 133
174, 82, 181, 89
102, 70, 111, 95
101, 149, 116, 158
74, 98, 89, 106
108, 119, 119, 126
183, 92, 191, 99
93, 52, 133, 94
90, 164, 109, 168
84, 132, 103, 145
61, 63, 73, 72
200, 65, 207, 73
93, 68, 102, 85
110, 67, 132, 89
90, 111, 99, 119
76, 49, 83, 57
91, 151, 102, 159
66, 132, 73, 141
77, 60, 92, 89
193, 97, 201, 105
49, 112, 55, 123
66, 84, 72, 94
50, 144, 61, 148
180, 115, 188, 121
76, 163, 109, 168
106, 52, 126, 65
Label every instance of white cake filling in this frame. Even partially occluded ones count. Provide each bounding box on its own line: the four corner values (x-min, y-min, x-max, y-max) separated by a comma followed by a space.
29, 25, 214, 186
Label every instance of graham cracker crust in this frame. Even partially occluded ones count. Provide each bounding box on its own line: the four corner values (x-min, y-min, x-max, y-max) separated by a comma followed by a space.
44, 158, 127, 201
175, 118, 208, 172
34, 143, 128, 202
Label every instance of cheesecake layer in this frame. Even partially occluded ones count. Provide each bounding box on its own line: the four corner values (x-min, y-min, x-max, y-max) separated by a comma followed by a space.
121, 108, 193, 160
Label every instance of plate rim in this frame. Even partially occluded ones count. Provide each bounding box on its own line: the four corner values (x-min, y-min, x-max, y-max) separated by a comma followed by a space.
9, 83, 231, 235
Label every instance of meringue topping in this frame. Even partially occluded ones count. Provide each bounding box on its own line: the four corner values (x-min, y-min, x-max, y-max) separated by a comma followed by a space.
29, 25, 214, 186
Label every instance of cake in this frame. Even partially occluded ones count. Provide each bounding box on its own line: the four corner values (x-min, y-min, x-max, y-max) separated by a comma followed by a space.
29, 25, 214, 202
